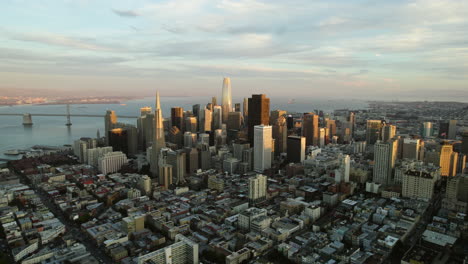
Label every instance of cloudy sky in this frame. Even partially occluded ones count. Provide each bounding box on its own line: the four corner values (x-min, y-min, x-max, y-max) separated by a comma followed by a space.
1, 0, 467, 100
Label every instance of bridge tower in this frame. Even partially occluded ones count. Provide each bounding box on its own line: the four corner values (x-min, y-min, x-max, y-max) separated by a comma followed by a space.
23, 113, 33, 126
66, 104, 72, 126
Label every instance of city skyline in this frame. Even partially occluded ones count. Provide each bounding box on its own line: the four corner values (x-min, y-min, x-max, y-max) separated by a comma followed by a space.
1, 0, 467, 101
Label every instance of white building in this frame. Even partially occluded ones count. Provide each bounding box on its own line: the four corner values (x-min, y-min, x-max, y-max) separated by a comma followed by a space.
249, 174, 267, 203
86, 146, 113, 167
254, 125, 272, 172
98, 151, 128, 175
373, 139, 398, 185
135, 234, 199, 264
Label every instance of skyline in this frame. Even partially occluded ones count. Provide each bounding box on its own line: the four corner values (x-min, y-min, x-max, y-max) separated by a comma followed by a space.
1, 0, 468, 101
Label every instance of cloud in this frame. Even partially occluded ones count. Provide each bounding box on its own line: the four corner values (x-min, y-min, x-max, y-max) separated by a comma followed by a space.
112, 9, 140, 17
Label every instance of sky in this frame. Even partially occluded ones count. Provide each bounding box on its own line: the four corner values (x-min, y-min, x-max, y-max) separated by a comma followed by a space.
0, 0, 467, 101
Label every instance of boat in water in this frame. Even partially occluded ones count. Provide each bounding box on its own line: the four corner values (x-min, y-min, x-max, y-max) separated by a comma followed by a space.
4, 150, 20, 155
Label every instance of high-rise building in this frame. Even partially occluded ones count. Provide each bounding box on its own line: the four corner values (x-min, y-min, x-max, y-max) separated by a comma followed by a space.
366, 120, 383, 145
440, 143, 458, 177
456, 154, 466, 174
227, 112, 242, 131
326, 119, 337, 141
381, 124, 396, 142
138, 175, 152, 195
150, 92, 166, 178
287, 136, 305, 163
159, 164, 173, 189
234, 103, 241, 112
270, 110, 286, 127
135, 234, 199, 264
402, 164, 440, 200
373, 139, 398, 185
167, 150, 186, 185
272, 115, 287, 156
105, 110, 117, 145
199, 108, 212, 133
212, 96, 217, 106
171, 107, 184, 131
420, 122, 433, 138
462, 130, 468, 155
319, 127, 327, 147
439, 120, 457, 139
186, 148, 199, 175
254, 125, 272, 172
86, 146, 113, 167
184, 132, 197, 148
185, 117, 198, 133
248, 174, 267, 204
192, 104, 200, 119
248, 94, 270, 144
442, 174, 468, 213
402, 138, 422, 160
335, 154, 350, 183
243, 97, 248, 123
108, 128, 129, 155
212, 105, 222, 130
302, 113, 319, 146
168, 126, 182, 149
99, 151, 128, 175
221, 77, 232, 123
348, 112, 355, 137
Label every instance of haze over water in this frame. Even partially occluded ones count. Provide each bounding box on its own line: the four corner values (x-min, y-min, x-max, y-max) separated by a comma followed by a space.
0, 96, 368, 160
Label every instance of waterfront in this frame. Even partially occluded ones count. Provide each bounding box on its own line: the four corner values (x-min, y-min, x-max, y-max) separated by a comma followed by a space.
0, 96, 368, 160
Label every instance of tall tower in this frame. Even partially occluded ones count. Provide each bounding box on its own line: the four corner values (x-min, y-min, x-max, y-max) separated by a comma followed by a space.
440, 143, 457, 177
243, 97, 249, 124
150, 91, 166, 178
171, 107, 184, 131
366, 120, 383, 145
302, 113, 319, 146
373, 139, 398, 185
248, 174, 267, 204
248, 94, 270, 144
254, 125, 272, 172
221, 77, 232, 123
381, 124, 396, 142
105, 110, 118, 145
272, 115, 287, 156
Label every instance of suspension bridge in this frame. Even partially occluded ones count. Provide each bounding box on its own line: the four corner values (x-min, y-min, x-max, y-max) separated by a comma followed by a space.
0, 105, 138, 125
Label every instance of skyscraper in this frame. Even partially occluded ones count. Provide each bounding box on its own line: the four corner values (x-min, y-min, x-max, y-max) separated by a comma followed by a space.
248, 94, 270, 144
105, 110, 117, 145
402, 138, 422, 160
402, 165, 439, 200
212, 105, 222, 130
108, 128, 128, 155
373, 139, 398, 185
221, 77, 232, 123
366, 120, 383, 145
381, 124, 396, 142
440, 143, 458, 177
171, 107, 184, 131
302, 113, 319, 146
462, 130, 468, 155
326, 119, 337, 141
348, 112, 355, 138
159, 164, 173, 189
254, 125, 272, 172
421, 122, 433, 138
243, 97, 248, 123
287, 136, 305, 163
185, 117, 197, 133
150, 92, 166, 178
272, 115, 287, 156
248, 174, 267, 204
199, 107, 212, 133
439, 120, 457, 140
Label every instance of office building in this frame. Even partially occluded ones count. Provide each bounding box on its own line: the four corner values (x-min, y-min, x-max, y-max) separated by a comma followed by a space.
243, 97, 248, 123
348, 112, 355, 137
185, 117, 198, 133
235, 103, 241, 112
287, 136, 306, 163
212, 105, 222, 130
326, 119, 337, 141
159, 164, 173, 189
105, 110, 117, 145
249, 174, 267, 204
442, 174, 468, 213
248, 94, 270, 144
221, 77, 232, 123
335, 154, 350, 183
199, 107, 212, 133
402, 138, 423, 160
167, 150, 186, 185
373, 139, 398, 185
439, 120, 457, 140
421, 122, 433, 138
171, 107, 184, 131
440, 143, 458, 177
86, 146, 113, 167
150, 92, 166, 177
381, 124, 396, 142
254, 125, 272, 172
98, 151, 128, 175
168, 126, 182, 149
227, 112, 242, 131
272, 115, 287, 156
108, 128, 129, 155
302, 113, 319, 146
184, 132, 197, 148
366, 120, 383, 145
